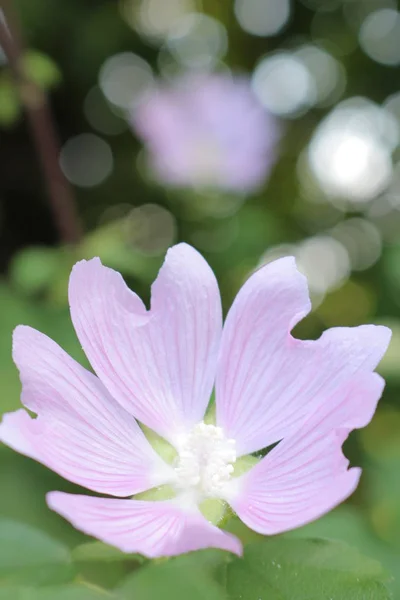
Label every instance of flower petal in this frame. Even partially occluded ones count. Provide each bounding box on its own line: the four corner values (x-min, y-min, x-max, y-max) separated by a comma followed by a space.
69, 244, 222, 444
47, 492, 242, 557
224, 373, 384, 535
0, 326, 172, 496
216, 257, 391, 455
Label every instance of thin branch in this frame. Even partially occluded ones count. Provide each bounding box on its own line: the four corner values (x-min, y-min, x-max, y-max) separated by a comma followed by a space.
0, 0, 83, 244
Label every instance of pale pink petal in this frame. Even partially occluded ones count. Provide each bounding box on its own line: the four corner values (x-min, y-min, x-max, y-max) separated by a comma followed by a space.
69, 244, 222, 444
0, 409, 41, 459
0, 326, 172, 496
224, 373, 384, 535
216, 257, 391, 455
47, 492, 242, 557
313, 371, 386, 433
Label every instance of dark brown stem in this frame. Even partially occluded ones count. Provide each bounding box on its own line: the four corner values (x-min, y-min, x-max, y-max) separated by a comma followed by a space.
0, 0, 83, 244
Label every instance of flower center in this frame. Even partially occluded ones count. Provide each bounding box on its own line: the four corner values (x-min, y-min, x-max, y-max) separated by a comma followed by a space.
174, 422, 236, 499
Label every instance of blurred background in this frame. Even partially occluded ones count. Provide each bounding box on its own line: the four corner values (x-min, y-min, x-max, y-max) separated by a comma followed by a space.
1, 0, 400, 594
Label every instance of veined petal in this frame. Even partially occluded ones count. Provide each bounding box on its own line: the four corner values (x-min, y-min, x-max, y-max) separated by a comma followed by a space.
0, 326, 172, 497
223, 373, 384, 535
47, 492, 242, 557
216, 257, 391, 455
69, 244, 222, 444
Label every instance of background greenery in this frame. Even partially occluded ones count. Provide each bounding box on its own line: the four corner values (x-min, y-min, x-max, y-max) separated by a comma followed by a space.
1, 0, 400, 598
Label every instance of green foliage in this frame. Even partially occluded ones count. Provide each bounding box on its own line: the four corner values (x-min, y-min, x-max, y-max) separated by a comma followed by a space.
0, 520, 74, 586
0, 75, 21, 126
72, 542, 145, 565
117, 553, 227, 600
0, 584, 116, 599
289, 507, 400, 598
223, 538, 392, 600
0, 49, 61, 130
0, 518, 391, 600
22, 50, 62, 90
10, 247, 63, 295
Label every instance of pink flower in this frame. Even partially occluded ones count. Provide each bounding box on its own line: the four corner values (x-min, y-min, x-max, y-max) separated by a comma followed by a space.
131, 73, 280, 193
0, 244, 390, 558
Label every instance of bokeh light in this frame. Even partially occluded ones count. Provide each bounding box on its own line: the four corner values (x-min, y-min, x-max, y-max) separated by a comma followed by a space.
294, 44, 346, 107
121, 0, 196, 43
59, 133, 113, 188
165, 13, 228, 70
99, 52, 154, 110
252, 44, 345, 117
368, 185, 400, 243
84, 86, 127, 136
308, 98, 396, 202
330, 218, 382, 271
295, 235, 350, 297
359, 9, 400, 66
123, 203, 176, 255
234, 0, 291, 37
259, 235, 351, 301
384, 91, 400, 128
252, 52, 315, 117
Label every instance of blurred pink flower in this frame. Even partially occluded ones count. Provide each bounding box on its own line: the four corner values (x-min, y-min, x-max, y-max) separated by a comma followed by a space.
131, 73, 280, 192
0, 244, 390, 558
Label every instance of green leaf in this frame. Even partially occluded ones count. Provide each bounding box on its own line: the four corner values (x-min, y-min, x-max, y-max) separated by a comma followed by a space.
10, 247, 62, 295
158, 549, 230, 580
0, 584, 114, 599
375, 318, 400, 382
0, 520, 74, 586
72, 541, 144, 565
288, 507, 400, 598
223, 516, 263, 545
71, 542, 145, 591
118, 552, 227, 600
0, 75, 21, 126
224, 538, 392, 600
22, 50, 62, 90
